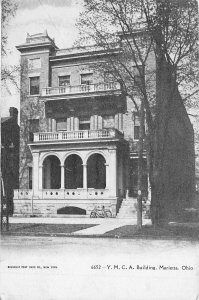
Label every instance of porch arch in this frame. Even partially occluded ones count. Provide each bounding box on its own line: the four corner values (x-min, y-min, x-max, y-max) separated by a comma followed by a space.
40, 152, 60, 167
87, 153, 106, 189
42, 155, 61, 189
64, 154, 83, 189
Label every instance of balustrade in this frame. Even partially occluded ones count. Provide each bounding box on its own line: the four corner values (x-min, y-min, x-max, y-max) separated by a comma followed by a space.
42, 82, 120, 96
33, 128, 123, 142
14, 189, 108, 200
14, 189, 33, 199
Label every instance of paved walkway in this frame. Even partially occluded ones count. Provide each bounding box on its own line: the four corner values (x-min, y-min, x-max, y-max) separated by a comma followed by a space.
9, 217, 151, 235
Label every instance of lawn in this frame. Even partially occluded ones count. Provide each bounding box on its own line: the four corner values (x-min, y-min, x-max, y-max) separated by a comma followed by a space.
3, 223, 97, 235
104, 224, 199, 240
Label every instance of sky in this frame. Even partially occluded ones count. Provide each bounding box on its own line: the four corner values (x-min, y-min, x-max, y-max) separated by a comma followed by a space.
1, 0, 83, 117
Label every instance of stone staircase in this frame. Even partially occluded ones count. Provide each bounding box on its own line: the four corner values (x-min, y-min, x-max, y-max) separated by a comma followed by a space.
117, 197, 137, 219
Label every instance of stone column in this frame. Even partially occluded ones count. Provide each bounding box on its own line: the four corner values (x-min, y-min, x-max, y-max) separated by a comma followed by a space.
105, 163, 109, 189
48, 118, 52, 132
114, 114, 119, 130
98, 115, 103, 129
67, 118, 71, 131
70, 117, 74, 131
93, 115, 98, 129
32, 152, 39, 198
74, 117, 79, 131
118, 113, 123, 132
90, 116, 95, 130
82, 164, 87, 189
108, 149, 117, 197
38, 166, 43, 190
61, 165, 65, 189
52, 119, 56, 131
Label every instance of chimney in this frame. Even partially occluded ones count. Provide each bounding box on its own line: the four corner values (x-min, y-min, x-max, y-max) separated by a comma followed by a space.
9, 107, 18, 122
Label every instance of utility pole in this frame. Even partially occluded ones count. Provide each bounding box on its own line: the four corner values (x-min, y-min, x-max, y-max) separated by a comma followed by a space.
137, 98, 145, 229
1, 173, 9, 231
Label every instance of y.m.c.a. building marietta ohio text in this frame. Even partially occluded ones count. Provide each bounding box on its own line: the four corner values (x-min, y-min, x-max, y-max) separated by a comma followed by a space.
13, 31, 195, 220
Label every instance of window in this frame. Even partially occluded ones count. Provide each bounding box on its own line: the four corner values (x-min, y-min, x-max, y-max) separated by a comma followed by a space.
28, 58, 41, 69
134, 114, 140, 140
79, 117, 90, 130
28, 119, 39, 141
81, 73, 93, 85
28, 167, 32, 189
56, 119, 67, 131
129, 65, 143, 87
59, 75, 70, 87
103, 115, 114, 128
133, 113, 145, 140
134, 125, 140, 140
29, 77, 40, 95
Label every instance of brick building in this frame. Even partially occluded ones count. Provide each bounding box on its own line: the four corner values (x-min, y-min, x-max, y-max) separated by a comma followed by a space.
1, 107, 19, 214
13, 31, 195, 219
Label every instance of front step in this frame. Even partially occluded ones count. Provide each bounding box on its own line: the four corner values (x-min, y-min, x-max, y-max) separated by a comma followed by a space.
117, 198, 137, 219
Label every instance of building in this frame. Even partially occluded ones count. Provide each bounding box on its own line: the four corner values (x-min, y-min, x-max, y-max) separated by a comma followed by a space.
13, 31, 195, 220
1, 107, 19, 214
189, 109, 199, 207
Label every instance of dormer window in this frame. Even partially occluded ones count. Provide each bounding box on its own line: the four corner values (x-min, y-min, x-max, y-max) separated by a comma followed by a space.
29, 76, 40, 95
81, 73, 93, 85
59, 75, 70, 87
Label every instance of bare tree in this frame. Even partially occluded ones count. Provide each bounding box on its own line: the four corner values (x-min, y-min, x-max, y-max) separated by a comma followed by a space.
1, 0, 19, 89
76, 0, 198, 225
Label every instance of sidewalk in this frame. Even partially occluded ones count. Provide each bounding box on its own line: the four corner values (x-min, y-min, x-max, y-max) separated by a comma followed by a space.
8, 216, 151, 235
3, 217, 199, 239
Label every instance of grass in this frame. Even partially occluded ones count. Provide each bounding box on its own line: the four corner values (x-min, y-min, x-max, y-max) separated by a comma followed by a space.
3, 223, 97, 235
2, 222, 199, 240
104, 224, 199, 240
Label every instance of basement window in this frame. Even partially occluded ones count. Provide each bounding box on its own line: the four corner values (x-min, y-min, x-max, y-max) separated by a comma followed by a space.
29, 76, 40, 95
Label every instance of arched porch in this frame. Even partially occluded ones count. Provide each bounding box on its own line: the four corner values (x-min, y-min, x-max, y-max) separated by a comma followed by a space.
42, 155, 61, 189
64, 154, 83, 189
87, 153, 106, 189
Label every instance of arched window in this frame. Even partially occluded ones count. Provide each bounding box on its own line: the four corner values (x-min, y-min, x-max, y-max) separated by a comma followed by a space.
87, 154, 106, 189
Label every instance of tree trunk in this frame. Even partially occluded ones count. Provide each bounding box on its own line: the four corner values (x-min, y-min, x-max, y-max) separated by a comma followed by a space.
149, 49, 176, 225
137, 98, 145, 229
